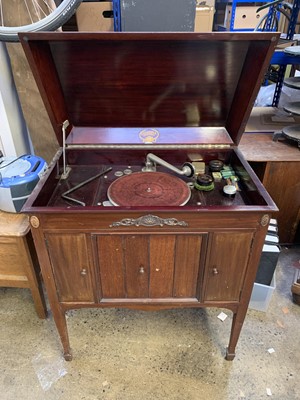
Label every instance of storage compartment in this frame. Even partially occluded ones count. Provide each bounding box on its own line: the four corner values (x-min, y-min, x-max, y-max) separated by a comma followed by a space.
33, 147, 271, 209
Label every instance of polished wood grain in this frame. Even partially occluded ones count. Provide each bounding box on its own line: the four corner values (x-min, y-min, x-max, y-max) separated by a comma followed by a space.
19, 32, 279, 147
18, 32, 279, 362
149, 235, 175, 298
173, 235, 203, 298
203, 231, 254, 301
97, 235, 125, 298
46, 233, 95, 302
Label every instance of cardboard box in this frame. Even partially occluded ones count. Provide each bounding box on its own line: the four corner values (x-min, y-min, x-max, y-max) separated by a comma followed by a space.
194, 6, 214, 32
76, 1, 114, 32
224, 5, 268, 30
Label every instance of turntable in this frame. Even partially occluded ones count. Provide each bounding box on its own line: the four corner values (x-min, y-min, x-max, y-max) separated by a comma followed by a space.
107, 172, 191, 207
19, 32, 279, 361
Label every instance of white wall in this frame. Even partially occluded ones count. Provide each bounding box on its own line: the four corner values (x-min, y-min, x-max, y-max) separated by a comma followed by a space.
0, 42, 32, 157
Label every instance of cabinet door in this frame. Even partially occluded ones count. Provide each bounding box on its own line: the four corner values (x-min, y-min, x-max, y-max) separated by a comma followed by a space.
46, 233, 95, 302
96, 234, 205, 300
203, 231, 254, 302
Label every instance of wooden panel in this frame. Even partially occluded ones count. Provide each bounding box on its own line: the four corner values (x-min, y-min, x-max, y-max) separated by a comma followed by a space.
46, 234, 94, 302
204, 231, 254, 301
173, 235, 202, 298
124, 235, 149, 298
0, 238, 25, 277
19, 32, 278, 146
149, 235, 176, 298
97, 235, 125, 298
263, 161, 300, 243
0, 211, 29, 236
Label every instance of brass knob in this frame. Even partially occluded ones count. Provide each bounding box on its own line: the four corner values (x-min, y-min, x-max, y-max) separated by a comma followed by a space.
212, 267, 219, 275
139, 266, 145, 274
80, 269, 87, 276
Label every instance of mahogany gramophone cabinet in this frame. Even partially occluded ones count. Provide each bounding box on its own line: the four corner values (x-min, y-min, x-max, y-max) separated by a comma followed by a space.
19, 32, 279, 361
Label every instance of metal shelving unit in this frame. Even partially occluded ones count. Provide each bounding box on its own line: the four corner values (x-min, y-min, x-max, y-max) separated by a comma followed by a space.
216, 0, 271, 31
112, 0, 121, 31
270, 0, 300, 106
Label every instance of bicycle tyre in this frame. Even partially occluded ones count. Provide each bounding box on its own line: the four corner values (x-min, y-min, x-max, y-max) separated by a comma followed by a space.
0, 0, 82, 42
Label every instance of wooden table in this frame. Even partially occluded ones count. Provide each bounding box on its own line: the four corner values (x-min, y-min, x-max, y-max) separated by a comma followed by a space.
240, 132, 300, 243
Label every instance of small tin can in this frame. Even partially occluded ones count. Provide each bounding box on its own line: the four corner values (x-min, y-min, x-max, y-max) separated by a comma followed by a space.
194, 174, 214, 191
209, 159, 224, 172
223, 184, 237, 198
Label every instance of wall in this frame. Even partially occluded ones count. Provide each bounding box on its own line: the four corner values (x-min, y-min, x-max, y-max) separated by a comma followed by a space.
0, 43, 32, 157
0, 0, 59, 163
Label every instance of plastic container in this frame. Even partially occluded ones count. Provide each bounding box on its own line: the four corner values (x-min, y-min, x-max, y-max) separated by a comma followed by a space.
249, 273, 276, 312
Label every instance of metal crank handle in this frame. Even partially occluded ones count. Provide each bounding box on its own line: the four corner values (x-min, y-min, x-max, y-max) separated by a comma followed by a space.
61, 194, 86, 206
144, 153, 195, 177
62, 167, 112, 196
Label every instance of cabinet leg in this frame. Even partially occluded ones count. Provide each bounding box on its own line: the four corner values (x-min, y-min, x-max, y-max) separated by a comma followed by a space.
51, 306, 72, 361
59, 322, 72, 361
30, 284, 47, 319
225, 309, 246, 361
225, 348, 236, 361
63, 351, 73, 361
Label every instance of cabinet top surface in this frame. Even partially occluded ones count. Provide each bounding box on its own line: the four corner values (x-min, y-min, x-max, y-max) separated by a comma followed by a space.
240, 133, 300, 162
19, 32, 279, 147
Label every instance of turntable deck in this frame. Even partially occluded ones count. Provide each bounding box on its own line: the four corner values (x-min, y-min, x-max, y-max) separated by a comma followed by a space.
46, 159, 250, 209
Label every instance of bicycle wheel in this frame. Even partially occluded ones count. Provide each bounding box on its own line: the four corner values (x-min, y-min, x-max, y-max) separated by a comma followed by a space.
0, 0, 82, 42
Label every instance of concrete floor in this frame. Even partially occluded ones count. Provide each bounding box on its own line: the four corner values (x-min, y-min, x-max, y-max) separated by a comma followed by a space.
0, 247, 299, 400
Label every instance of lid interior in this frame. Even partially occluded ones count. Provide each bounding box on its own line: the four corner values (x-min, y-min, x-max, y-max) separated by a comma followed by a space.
19, 32, 278, 146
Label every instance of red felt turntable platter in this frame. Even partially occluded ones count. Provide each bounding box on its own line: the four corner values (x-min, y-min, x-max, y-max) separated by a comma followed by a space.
107, 172, 191, 206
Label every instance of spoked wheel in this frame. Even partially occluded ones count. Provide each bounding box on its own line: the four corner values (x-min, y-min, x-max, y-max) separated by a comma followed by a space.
0, 0, 82, 42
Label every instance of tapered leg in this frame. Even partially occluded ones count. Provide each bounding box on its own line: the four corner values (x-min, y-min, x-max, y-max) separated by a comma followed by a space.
225, 307, 247, 361
51, 305, 72, 361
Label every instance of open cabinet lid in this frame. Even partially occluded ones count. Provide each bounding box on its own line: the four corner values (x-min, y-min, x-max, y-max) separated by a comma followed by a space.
19, 32, 279, 147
